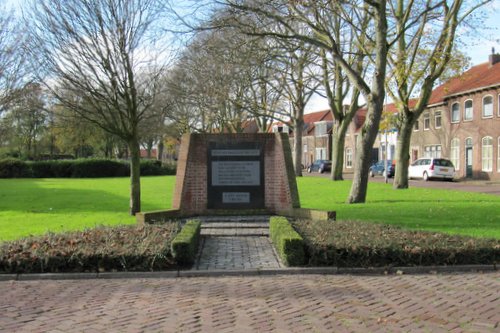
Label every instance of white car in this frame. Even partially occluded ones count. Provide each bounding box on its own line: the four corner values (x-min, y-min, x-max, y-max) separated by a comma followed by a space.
408, 158, 455, 181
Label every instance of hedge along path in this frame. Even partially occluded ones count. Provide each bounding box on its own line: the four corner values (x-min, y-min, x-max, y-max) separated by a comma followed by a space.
269, 216, 305, 266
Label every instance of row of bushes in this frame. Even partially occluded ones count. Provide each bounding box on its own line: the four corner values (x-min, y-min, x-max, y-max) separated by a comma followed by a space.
0, 158, 176, 178
0, 224, 180, 274
171, 220, 202, 266
269, 217, 305, 266
292, 219, 500, 267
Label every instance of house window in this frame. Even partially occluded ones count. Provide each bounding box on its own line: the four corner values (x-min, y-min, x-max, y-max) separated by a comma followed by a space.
435, 111, 442, 128
451, 102, 460, 123
451, 138, 460, 170
272, 125, 288, 133
498, 137, 500, 172
315, 147, 327, 160
483, 96, 493, 118
315, 122, 327, 136
414, 120, 419, 131
424, 145, 441, 158
482, 136, 493, 172
345, 148, 353, 168
464, 100, 473, 121
423, 113, 430, 130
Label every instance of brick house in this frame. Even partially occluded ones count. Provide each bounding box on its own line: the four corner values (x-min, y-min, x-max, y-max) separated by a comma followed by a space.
271, 110, 334, 168
411, 53, 500, 180
275, 51, 500, 180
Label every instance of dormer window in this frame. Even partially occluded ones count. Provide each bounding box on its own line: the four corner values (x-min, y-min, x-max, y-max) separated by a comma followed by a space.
272, 124, 289, 133
314, 121, 327, 136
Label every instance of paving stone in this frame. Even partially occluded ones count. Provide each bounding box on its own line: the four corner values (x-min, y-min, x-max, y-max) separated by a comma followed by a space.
1, 273, 499, 332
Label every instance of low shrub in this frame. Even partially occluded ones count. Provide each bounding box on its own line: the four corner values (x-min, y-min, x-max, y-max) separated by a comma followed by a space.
269, 216, 305, 266
141, 159, 167, 176
0, 223, 180, 274
293, 220, 500, 267
71, 159, 129, 178
0, 158, 32, 178
0, 158, 175, 178
171, 219, 201, 266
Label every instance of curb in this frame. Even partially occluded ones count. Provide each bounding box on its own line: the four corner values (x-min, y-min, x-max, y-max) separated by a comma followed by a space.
0, 264, 496, 281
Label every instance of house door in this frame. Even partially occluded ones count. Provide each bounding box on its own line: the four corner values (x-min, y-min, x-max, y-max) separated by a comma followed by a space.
465, 147, 473, 178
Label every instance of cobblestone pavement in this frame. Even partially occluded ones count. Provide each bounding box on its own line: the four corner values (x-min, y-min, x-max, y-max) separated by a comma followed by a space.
194, 219, 280, 271
1, 272, 499, 332
194, 236, 281, 270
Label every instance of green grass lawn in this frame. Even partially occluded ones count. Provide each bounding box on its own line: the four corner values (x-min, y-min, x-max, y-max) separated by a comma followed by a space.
0, 177, 174, 241
1, 176, 499, 241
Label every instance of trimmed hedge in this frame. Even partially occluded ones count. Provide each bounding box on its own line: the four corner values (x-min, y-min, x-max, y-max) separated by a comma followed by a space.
0, 224, 179, 274
0, 158, 32, 178
293, 219, 500, 267
269, 216, 305, 266
0, 158, 176, 178
171, 219, 202, 266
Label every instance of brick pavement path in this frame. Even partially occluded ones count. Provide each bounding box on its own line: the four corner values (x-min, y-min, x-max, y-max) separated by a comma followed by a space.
1, 272, 498, 332
194, 217, 282, 270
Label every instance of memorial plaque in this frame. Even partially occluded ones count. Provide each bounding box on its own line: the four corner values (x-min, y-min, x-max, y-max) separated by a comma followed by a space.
223, 192, 250, 203
212, 161, 260, 186
207, 142, 264, 209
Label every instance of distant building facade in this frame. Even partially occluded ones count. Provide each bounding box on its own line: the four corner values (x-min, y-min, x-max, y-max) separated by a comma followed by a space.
411, 53, 500, 180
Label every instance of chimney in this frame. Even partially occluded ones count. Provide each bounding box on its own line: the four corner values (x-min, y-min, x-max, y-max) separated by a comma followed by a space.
489, 47, 500, 66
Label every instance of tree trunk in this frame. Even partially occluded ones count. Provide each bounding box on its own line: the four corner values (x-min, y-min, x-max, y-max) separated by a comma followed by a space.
393, 120, 413, 189
293, 117, 304, 176
347, 2, 388, 203
347, 101, 384, 203
330, 123, 348, 180
157, 140, 164, 162
128, 138, 141, 215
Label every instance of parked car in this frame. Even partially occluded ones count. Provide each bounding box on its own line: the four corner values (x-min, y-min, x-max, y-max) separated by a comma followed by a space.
408, 158, 455, 181
369, 160, 395, 178
307, 160, 332, 173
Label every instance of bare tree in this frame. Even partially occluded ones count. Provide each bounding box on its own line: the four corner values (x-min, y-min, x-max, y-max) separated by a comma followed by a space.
0, 2, 26, 112
25, 0, 168, 215
275, 40, 319, 176
317, 10, 368, 181
387, 0, 489, 189
203, 0, 388, 203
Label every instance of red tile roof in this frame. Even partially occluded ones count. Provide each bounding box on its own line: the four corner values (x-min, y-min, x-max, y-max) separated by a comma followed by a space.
303, 109, 332, 123
429, 60, 500, 105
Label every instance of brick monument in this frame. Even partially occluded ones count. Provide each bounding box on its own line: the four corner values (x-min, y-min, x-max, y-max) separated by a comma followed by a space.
173, 133, 299, 215
137, 133, 335, 223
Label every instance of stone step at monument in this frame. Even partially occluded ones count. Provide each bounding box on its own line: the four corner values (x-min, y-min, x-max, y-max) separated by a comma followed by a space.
200, 227, 269, 237
195, 215, 272, 223
201, 221, 269, 229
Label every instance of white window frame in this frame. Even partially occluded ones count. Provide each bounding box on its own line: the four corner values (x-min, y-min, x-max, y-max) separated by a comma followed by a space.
315, 147, 327, 161
464, 99, 473, 121
451, 138, 460, 170
482, 95, 493, 118
345, 148, 353, 168
423, 113, 430, 130
451, 102, 460, 123
314, 121, 327, 136
482, 136, 493, 172
424, 145, 442, 158
498, 137, 500, 172
498, 94, 500, 117
435, 111, 442, 129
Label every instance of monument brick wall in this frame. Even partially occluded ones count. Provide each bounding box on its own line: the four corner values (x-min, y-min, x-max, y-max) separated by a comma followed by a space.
172, 133, 300, 215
